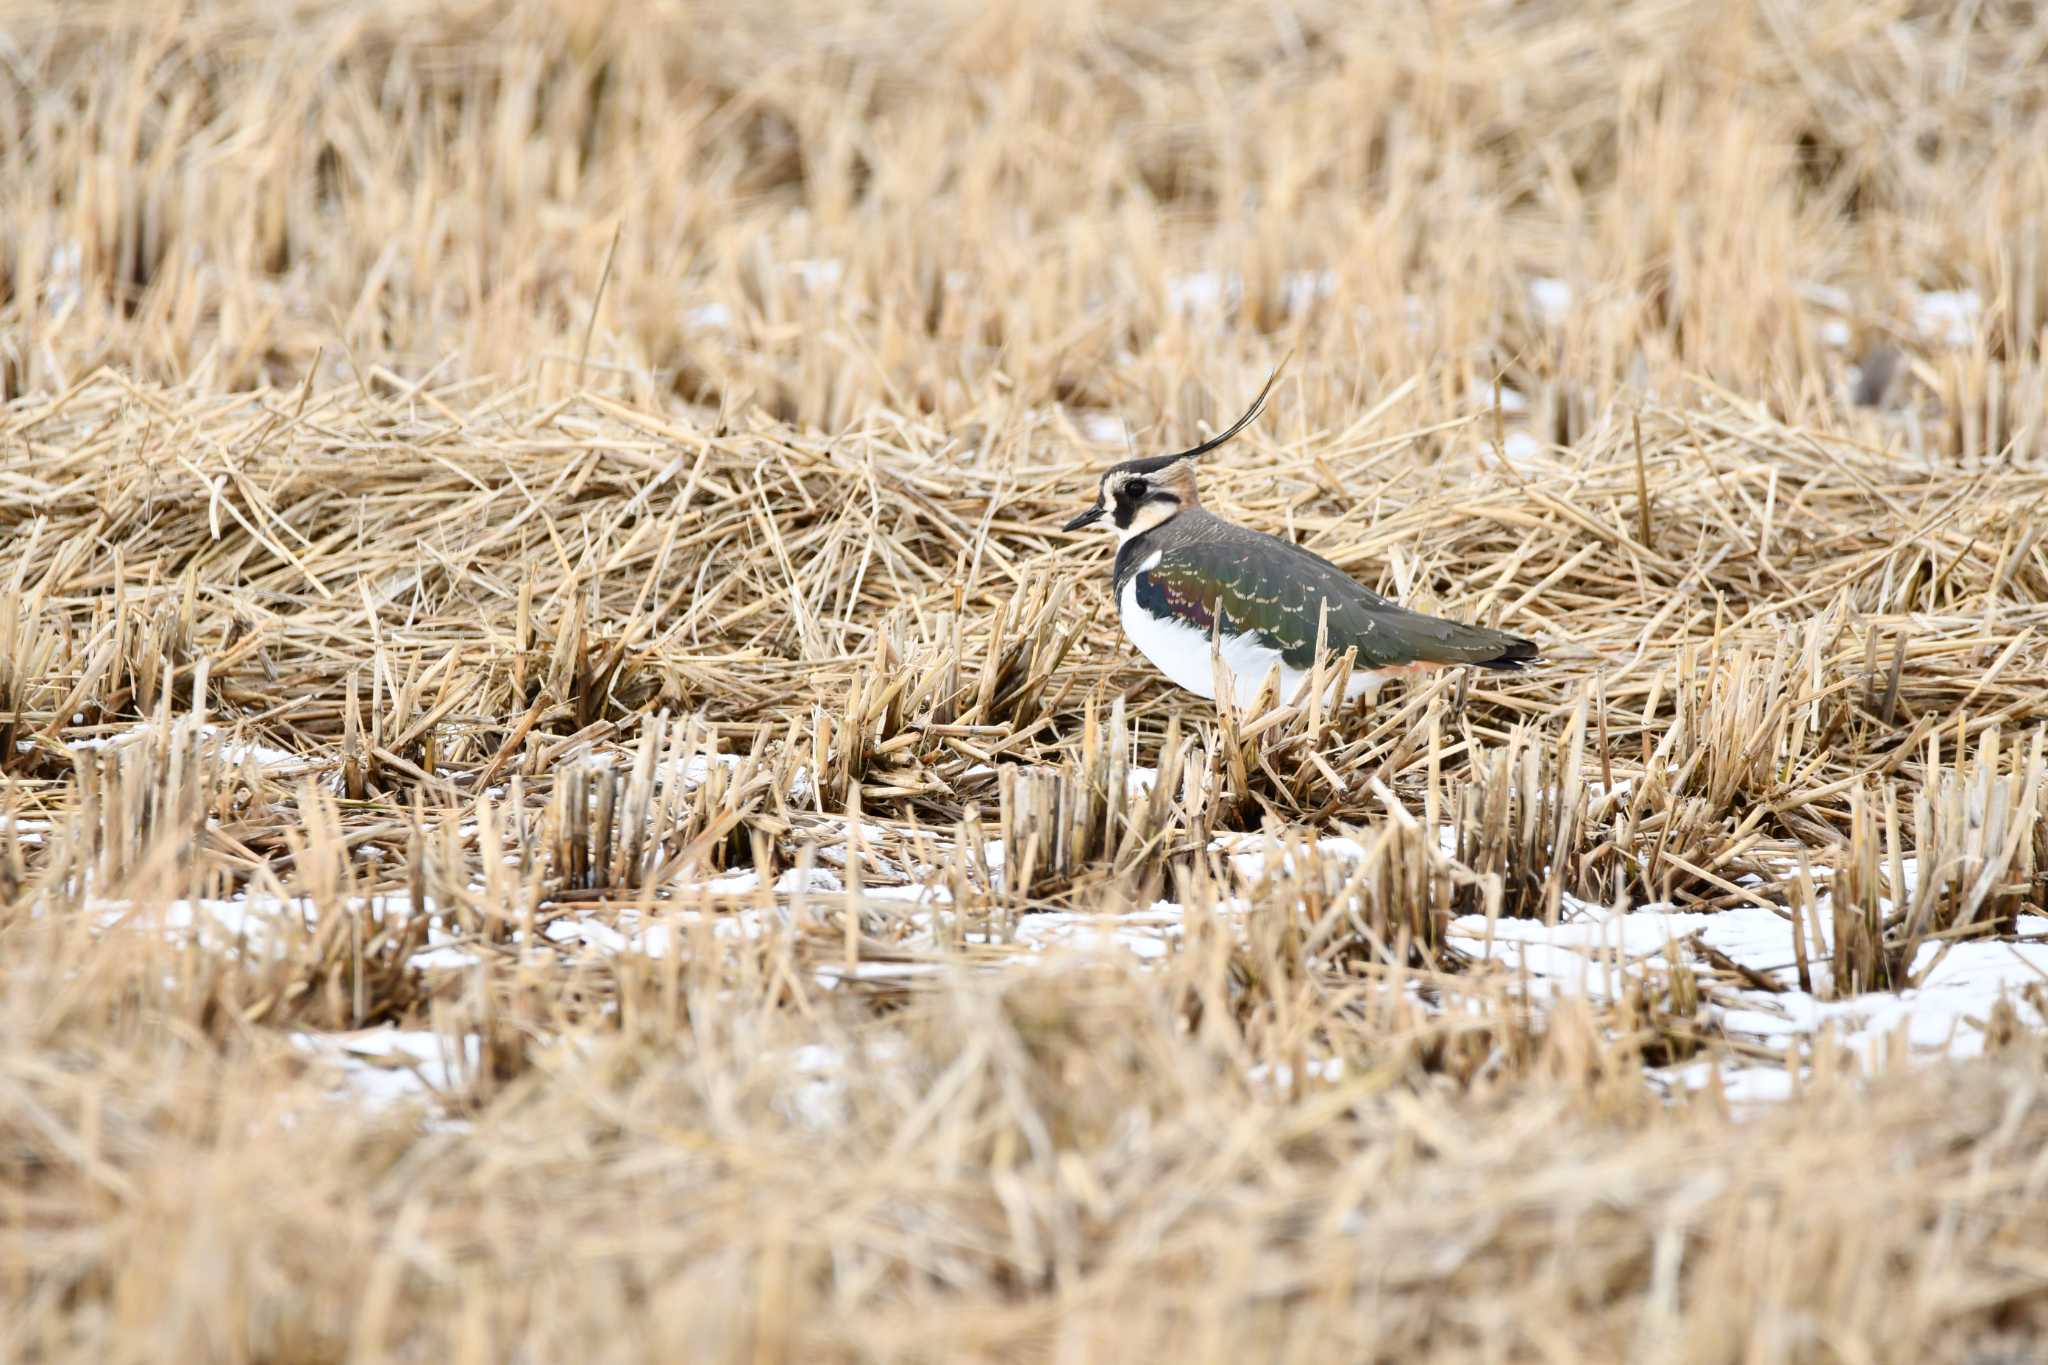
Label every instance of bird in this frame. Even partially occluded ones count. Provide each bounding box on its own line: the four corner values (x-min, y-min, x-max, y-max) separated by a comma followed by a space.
1062, 365, 1540, 711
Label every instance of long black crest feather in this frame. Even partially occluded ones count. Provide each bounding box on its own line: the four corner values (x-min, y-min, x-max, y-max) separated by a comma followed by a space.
1109, 355, 1291, 477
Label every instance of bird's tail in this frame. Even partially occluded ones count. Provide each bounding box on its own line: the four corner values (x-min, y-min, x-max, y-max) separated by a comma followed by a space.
1473, 634, 1542, 670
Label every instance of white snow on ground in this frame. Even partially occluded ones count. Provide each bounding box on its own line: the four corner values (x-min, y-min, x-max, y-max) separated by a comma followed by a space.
539, 871, 831, 959
94, 894, 311, 945
1798, 281, 1853, 313
46, 238, 83, 320
0, 816, 52, 845
1161, 267, 1337, 319
1210, 830, 1372, 882
856, 880, 953, 908
1528, 277, 1573, 325
410, 926, 481, 971
1521, 278, 1988, 351
659, 750, 743, 787
1912, 289, 1981, 347
64, 722, 312, 772
775, 1041, 907, 1130
788, 258, 844, 292
1471, 382, 1530, 414
683, 749, 810, 800
545, 912, 702, 959
290, 1029, 482, 1110
114, 879, 804, 976
1012, 901, 1185, 961
1247, 1057, 1347, 1089
92, 892, 422, 953
1450, 901, 1798, 999
1081, 412, 1128, 444
1165, 271, 1242, 318
1282, 270, 1337, 315
94, 814, 2036, 1114
1446, 896, 2048, 1106
1686, 923, 2048, 1055
1524, 276, 1984, 354
813, 961, 953, 988
1199, 835, 2047, 1104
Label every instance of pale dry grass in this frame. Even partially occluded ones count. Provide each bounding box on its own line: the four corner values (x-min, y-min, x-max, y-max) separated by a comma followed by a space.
5, 0, 2048, 1360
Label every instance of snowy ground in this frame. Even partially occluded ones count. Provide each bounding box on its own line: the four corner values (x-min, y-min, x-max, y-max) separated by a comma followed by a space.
1452, 899, 2048, 1106
58, 725, 2040, 1118
138, 823, 2033, 1118
64, 722, 312, 772
47, 676, 2046, 1121
290, 1027, 483, 1111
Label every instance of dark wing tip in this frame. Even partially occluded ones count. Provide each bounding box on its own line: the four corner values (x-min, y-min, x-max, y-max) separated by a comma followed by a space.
1473, 635, 1542, 670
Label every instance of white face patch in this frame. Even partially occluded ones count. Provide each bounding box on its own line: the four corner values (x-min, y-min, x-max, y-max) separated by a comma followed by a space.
1101, 468, 1187, 541
1117, 497, 1180, 542
1074, 473, 1125, 536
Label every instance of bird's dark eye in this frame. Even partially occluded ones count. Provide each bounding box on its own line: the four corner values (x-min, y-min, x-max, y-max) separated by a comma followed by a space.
1128, 479, 1148, 496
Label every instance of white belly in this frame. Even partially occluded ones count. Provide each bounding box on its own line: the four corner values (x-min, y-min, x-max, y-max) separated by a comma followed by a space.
1117, 572, 1393, 711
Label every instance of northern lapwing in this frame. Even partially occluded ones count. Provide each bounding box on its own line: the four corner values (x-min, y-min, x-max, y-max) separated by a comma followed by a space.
1063, 366, 1540, 710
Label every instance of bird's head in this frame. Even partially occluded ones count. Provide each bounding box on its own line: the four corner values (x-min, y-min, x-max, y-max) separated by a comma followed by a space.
1062, 359, 1288, 542
1063, 451, 1200, 540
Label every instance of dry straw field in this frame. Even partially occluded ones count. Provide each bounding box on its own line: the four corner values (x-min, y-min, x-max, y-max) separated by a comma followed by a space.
7, 0, 2048, 1359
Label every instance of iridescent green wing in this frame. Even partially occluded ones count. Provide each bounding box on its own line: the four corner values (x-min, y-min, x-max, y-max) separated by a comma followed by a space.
1134, 537, 1525, 669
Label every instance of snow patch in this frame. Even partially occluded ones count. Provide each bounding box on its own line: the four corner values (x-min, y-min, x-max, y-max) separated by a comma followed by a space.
1212, 831, 1372, 883
1165, 271, 1242, 318
1248, 1057, 1347, 1089
1912, 289, 1980, 347
1281, 269, 1337, 315
291, 1029, 483, 1111
0, 816, 51, 846
1081, 412, 1128, 444
65, 723, 310, 772
789, 259, 845, 292
1013, 902, 1184, 961
1528, 277, 1573, 325
1472, 383, 1529, 414
47, 239, 83, 320
1451, 896, 2048, 1105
